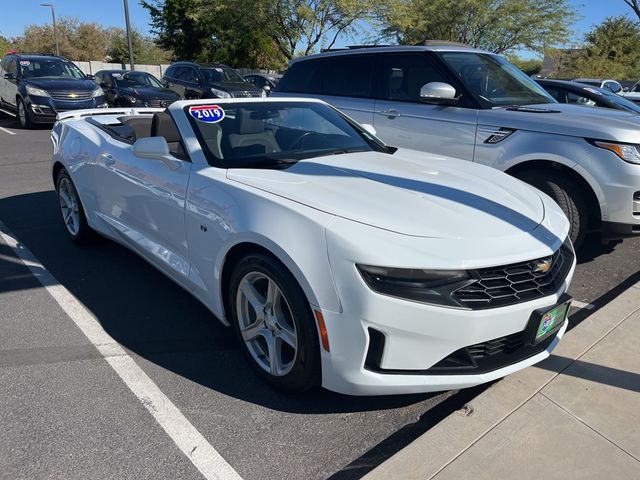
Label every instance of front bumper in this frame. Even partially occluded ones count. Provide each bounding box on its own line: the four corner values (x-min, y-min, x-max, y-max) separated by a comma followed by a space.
319, 221, 575, 395
25, 94, 108, 123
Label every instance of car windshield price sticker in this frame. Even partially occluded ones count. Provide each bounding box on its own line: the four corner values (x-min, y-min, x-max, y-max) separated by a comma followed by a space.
189, 105, 225, 123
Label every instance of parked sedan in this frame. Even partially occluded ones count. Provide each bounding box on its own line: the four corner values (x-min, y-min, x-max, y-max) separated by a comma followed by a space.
536, 79, 640, 114
51, 98, 574, 396
94, 70, 180, 107
573, 78, 624, 94
621, 80, 640, 104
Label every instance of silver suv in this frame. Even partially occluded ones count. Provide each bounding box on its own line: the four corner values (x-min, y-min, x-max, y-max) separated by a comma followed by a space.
275, 45, 640, 248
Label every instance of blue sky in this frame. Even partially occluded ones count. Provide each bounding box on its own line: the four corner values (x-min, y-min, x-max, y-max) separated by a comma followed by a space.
0, 0, 637, 51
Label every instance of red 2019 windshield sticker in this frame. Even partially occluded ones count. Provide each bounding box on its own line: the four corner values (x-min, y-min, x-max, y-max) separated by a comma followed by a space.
189, 105, 225, 123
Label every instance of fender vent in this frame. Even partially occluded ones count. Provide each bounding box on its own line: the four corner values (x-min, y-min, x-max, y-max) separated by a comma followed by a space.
478, 126, 515, 144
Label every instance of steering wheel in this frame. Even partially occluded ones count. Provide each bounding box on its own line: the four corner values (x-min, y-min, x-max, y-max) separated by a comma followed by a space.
289, 131, 317, 150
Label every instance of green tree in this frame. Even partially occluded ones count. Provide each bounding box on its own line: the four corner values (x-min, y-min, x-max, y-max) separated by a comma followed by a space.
378, 0, 576, 54
107, 28, 173, 64
13, 18, 108, 60
0, 35, 12, 54
570, 16, 640, 79
141, 0, 377, 67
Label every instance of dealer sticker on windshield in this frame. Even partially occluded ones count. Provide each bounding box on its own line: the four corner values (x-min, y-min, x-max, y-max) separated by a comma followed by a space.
189, 105, 225, 123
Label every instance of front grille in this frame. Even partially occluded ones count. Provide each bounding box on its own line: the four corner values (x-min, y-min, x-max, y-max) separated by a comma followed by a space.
49, 90, 93, 100
231, 90, 260, 98
425, 330, 557, 375
452, 240, 574, 309
146, 99, 175, 108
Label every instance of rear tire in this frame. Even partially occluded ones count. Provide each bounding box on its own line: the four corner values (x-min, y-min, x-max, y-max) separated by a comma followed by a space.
228, 253, 321, 392
55, 169, 93, 244
515, 170, 588, 249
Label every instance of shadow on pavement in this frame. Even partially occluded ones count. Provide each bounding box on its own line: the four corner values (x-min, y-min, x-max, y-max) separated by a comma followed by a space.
0, 190, 438, 414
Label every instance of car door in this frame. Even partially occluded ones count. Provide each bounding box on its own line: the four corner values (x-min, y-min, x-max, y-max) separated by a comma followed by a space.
93, 116, 193, 282
2, 57, 18, 109
164, 66, 187, 98
373, 52, 477, 160
181, 67, 204, 99
96, 73, 116, 105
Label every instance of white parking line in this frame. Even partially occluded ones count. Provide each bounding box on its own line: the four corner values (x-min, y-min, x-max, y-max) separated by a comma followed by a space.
572, 300, 595, 310
0, 126, 16, 135
0, 221, 242, 480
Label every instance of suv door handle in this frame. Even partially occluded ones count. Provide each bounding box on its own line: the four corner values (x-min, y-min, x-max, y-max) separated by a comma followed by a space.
378, 109, 400, 119
101, 153, 115, 166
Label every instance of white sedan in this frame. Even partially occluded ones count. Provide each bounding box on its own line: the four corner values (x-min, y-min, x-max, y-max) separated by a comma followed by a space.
51, 98, 575, 395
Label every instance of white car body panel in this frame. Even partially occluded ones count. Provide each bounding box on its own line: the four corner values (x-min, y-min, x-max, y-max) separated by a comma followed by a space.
51, 99, 574, 395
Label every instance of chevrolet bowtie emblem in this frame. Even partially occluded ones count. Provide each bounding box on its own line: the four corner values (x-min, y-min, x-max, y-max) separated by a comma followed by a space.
533, 258, 553, 274
68, 92, 78, 98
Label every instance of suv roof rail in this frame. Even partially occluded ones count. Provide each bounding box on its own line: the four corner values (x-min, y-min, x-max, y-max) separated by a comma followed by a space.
11, 52, 69, 59
320, 44, 391, 53
413, 40, 472, 48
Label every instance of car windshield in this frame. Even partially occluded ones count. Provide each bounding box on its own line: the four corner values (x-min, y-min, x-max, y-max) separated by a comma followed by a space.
19, 58, 85, 80
186, 101, 388, 168
200, 66, 246, 84
115, 72, 163, 88
596, 87, 640, 113
439, 52, 555, 107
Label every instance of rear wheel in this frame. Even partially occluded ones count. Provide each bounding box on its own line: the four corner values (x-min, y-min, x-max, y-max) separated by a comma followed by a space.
55, 169, 93, 244
17, 98, 33, 129
515, 170, 588, 248
228, 253, 321, 392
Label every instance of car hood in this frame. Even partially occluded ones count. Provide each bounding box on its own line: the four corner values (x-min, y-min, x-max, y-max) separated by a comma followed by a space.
209, 81, 262, 94
227, 149, 546, 239
25, 78, 97, 91
479, 103, 640, 143
119, 86, 180, 100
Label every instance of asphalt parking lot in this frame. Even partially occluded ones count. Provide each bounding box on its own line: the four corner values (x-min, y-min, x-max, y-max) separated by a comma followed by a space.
1, 114, 639, 480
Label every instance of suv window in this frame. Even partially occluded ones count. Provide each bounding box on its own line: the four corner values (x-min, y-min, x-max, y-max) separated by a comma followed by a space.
5, 57, 17, 75
382, 53, 449, 102
178, 67, 199, 83
164, 65, 182, 79
277, 55, 375, 98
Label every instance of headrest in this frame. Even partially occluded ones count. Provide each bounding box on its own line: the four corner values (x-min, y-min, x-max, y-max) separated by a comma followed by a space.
237, 110, 265, 135
151, 112, 180, 143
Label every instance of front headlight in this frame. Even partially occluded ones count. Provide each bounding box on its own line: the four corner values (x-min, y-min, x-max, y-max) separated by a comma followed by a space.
356, 265, 470, 307
91, 86, 104, 98
210, 88, 231, 98
592, 140, 640, 164
25, 85, 49, 97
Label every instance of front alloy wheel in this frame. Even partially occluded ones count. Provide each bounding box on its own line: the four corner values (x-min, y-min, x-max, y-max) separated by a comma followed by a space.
17, 98, 33, 129
236, 271, 298, 376
229, 253, 321, 391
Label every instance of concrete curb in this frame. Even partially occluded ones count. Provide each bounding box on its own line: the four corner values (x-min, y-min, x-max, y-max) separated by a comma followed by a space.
362, 281, 640, 480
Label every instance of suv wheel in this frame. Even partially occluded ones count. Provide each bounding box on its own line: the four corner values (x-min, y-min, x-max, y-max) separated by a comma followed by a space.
516, 170, 588, 249
17, 98, 33, 129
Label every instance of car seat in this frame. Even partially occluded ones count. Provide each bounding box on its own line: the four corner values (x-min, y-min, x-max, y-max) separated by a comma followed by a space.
150, 112, 187, 159
227, 110, 280, 154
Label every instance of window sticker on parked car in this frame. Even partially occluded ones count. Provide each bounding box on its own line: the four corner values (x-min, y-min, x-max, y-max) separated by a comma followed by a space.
583, 87, 602, 95
189, 105, 225, 123
112, 73, 122, 78
19, 60, 30, 66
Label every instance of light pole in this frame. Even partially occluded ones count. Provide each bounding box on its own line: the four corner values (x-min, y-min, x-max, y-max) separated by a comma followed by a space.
123, 0, 135, 70
40, 3, 59, 56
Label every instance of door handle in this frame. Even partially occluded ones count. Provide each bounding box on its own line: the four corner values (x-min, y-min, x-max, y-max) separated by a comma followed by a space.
101, 153, 115, 166
378, 109, 400, 119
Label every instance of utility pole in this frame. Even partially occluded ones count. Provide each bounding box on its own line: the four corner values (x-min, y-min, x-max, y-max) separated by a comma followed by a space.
123, 0, 135, 70
40, 3, 59, 56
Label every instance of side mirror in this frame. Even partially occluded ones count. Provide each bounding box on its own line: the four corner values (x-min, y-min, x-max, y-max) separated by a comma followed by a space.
623, 87, 630, 92
263, 85, 271, 93
86, 74, 95, 80
361, 123, 376, 136
4, 72, 16, 80
132, 137, 181, 170
419, 82, 459, 105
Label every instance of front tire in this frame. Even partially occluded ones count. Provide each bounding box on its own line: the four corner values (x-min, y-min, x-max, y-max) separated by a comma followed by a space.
515, 170, 588, 248
17, 98, 33, 129
228, 253, 321, 392
55, 169, 93, 244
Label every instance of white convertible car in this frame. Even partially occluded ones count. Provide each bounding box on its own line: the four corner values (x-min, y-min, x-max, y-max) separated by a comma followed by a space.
51, 98, 575, 395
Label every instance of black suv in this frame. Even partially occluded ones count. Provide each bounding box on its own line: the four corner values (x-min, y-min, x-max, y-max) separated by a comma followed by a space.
160, 62, 263, 99
95, 70, 180, 108
0, 53, 107, 128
